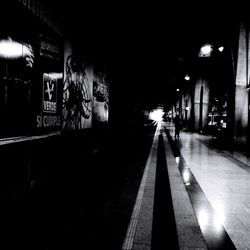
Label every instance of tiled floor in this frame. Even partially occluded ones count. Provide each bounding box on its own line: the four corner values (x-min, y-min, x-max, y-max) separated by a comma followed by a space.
166, 122, 250, 249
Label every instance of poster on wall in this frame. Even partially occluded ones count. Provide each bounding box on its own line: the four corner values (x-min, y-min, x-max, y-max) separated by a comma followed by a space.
35, 33, 63, 132
92, 71, 109, 126
36, 72, 62, 129
43, 73, 57, 113
0, 36, 35, 136
0, 2, 63, 137
62, 41, 93, 130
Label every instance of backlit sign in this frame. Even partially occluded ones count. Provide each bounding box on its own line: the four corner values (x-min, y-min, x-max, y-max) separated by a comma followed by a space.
43, 73, 57, 113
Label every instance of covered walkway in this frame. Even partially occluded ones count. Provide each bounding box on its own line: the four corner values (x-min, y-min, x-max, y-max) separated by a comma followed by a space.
124, 121, 250, 249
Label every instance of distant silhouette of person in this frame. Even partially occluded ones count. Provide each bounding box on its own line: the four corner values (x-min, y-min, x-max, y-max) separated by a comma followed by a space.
174, 115, 181, 138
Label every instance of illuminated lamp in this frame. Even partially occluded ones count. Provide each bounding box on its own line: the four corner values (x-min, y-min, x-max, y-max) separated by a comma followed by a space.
149, 108, 163, 122
48, 72, 63, 79
218, 46, 224, 52
198, 44, 213, 57
0, 39, 33, 59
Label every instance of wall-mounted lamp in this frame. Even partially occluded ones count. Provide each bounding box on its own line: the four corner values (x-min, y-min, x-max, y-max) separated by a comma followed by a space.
176, 88, 180, 92
0, 38, 33, 59
184, 75, 190, 81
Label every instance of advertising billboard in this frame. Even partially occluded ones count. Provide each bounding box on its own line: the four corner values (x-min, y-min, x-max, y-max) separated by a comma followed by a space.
62, 41, 93, 130
92, 71, 109, 126
0, 2, 63, 137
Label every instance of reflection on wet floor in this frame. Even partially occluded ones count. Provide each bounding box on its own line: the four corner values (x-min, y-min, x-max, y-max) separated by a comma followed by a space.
166, 128, 236, 250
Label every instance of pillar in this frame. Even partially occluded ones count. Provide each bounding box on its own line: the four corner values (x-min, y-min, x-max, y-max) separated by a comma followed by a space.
194, 77, 210, 131
234, 22, 249, 145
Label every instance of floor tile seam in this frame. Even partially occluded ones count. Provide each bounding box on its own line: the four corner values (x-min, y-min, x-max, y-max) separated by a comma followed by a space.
243, 201, 250, 211
194, 135, 250, 159
234, 213, 250, 231
197, 137, 250, 173
131, 242, 151, 250
223, 226, 250, 249
180, 140, 250, 183
121, 149, 152, 248
179, 155, 241, 208
121, 122, 161, 250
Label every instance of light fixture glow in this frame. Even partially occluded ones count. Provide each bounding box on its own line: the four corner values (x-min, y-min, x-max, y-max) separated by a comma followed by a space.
0, 39, 33, 59
201, 45, 213, 54
48, 72, 63, 79
176, 88, 180, 92
218, 46, 224, 52
184, 75, 190, 81
199, 44, 213, 57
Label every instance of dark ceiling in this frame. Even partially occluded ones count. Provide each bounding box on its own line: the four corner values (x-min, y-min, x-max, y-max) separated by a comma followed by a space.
44, 1, 240, 108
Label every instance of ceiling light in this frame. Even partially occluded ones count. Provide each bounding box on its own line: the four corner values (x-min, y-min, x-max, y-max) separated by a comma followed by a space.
218, 46, 224, 52
198, 44, 213, 57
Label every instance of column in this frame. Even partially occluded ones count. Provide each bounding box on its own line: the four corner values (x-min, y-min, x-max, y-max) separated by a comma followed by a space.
234, 22, 249, 145
194, 77, 210, 131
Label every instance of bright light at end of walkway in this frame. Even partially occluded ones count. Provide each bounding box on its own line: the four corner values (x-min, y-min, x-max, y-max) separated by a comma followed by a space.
184, 75, 190, 81
176, 89, 180, 92
149, 108, 163, 122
